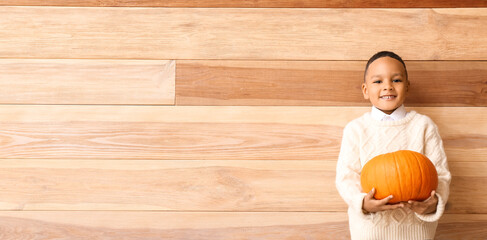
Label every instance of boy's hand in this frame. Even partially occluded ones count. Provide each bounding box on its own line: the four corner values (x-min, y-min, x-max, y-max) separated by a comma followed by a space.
362, 188, 405, 214
405, 190, 438, 215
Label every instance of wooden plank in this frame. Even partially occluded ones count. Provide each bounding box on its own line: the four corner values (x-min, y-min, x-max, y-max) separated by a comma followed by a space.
176, 60, 487, 106
0, 159, 484, 213
0, 59, 175, 105
1, 0, 486, 8
0, 212, 484, 239
0, 159, 342, 211
436, 214, 487, 240
447, 162, 487, 214
1, 7, 486, 60
0, 106, 484, 161
0, 211, 350, 240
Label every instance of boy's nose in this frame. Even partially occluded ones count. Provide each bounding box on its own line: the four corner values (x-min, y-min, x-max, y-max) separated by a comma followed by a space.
383, 82, 393, 90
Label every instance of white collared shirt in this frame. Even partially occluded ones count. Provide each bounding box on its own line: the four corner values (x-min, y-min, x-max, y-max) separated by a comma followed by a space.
371, 105, 407, 121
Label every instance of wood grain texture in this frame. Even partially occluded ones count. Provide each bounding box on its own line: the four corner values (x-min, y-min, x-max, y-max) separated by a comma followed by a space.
447, 162, 487, 214
176, 60, 487, 106
0, 212, 484, 239
0, 159, 484, 213
436, 214, 487, 240
0, 160, 342, 211
1, 0, 486, 8
0, 106, 485, 161
1, 7, 486, 60
0, 212, 349, 240
0, 59, 175, 105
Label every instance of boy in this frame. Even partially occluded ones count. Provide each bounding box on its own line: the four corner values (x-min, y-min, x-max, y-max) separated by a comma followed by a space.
335, 51, 451, 239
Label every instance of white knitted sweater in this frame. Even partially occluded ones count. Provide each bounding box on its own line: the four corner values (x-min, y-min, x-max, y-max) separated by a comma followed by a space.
336, 110, 451, 240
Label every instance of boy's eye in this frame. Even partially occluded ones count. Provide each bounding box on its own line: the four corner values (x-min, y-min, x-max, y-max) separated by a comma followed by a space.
393, 79, 402, 82
373, 80, 382, 84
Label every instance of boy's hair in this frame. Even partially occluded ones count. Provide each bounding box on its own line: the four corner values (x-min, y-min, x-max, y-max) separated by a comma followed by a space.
364, 51, 408, 82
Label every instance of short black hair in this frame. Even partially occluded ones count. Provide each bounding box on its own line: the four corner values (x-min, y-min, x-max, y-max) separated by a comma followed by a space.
364, 51, 408, 82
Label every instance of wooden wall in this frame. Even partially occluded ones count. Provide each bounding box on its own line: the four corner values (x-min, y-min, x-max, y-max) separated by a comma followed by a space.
0, 1, 486, 239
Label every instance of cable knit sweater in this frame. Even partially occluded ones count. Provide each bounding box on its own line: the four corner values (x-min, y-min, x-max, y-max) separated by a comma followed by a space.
336, 110, 451, 240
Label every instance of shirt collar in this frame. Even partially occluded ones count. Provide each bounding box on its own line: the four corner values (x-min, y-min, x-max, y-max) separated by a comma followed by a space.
371, 105, 407, 121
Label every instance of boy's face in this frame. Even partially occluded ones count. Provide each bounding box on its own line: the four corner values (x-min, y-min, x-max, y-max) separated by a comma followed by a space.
362, 57, 409, 115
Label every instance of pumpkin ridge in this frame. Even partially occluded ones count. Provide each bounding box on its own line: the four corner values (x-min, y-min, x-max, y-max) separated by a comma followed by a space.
403, 150, 414, 202
416, 152, 425, 201
393, 153, 404, 203
382, 156, 391, 200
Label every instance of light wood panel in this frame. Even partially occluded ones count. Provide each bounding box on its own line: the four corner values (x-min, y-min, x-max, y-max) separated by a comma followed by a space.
1, 7, 486, 60
0, 159, 484, 213
1, 0, 486, 8
436, 214, 487, 239
447, 161, 487, 214
0, 212, 484, 239
0, 106, 484, 161
0, 212, 349, 240
176, 60, 487, 106
0, 160, 341, 211
0, 59, 175, 105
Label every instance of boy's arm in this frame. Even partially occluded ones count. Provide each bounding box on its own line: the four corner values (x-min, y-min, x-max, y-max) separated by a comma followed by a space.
335, 124, 367, 213
414, 120, 451, 222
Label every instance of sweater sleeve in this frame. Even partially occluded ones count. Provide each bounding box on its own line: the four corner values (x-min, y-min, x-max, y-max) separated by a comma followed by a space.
336, 123, 367, 214
415, 119, 451, 222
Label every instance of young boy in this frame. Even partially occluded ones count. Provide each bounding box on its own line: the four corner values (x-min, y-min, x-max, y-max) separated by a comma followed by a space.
335, 51, 451, 239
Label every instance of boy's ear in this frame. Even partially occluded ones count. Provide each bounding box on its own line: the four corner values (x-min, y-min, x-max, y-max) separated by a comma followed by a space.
362, 83, 370, 100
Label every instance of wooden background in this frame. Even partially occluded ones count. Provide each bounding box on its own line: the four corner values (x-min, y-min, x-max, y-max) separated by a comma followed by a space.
0, 1, 486, 239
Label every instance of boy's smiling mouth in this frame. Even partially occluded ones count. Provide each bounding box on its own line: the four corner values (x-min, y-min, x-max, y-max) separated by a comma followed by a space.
380, 95, 396, 100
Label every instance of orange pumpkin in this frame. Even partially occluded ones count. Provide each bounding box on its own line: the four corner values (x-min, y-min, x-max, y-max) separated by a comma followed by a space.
360, 150, 438, 204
